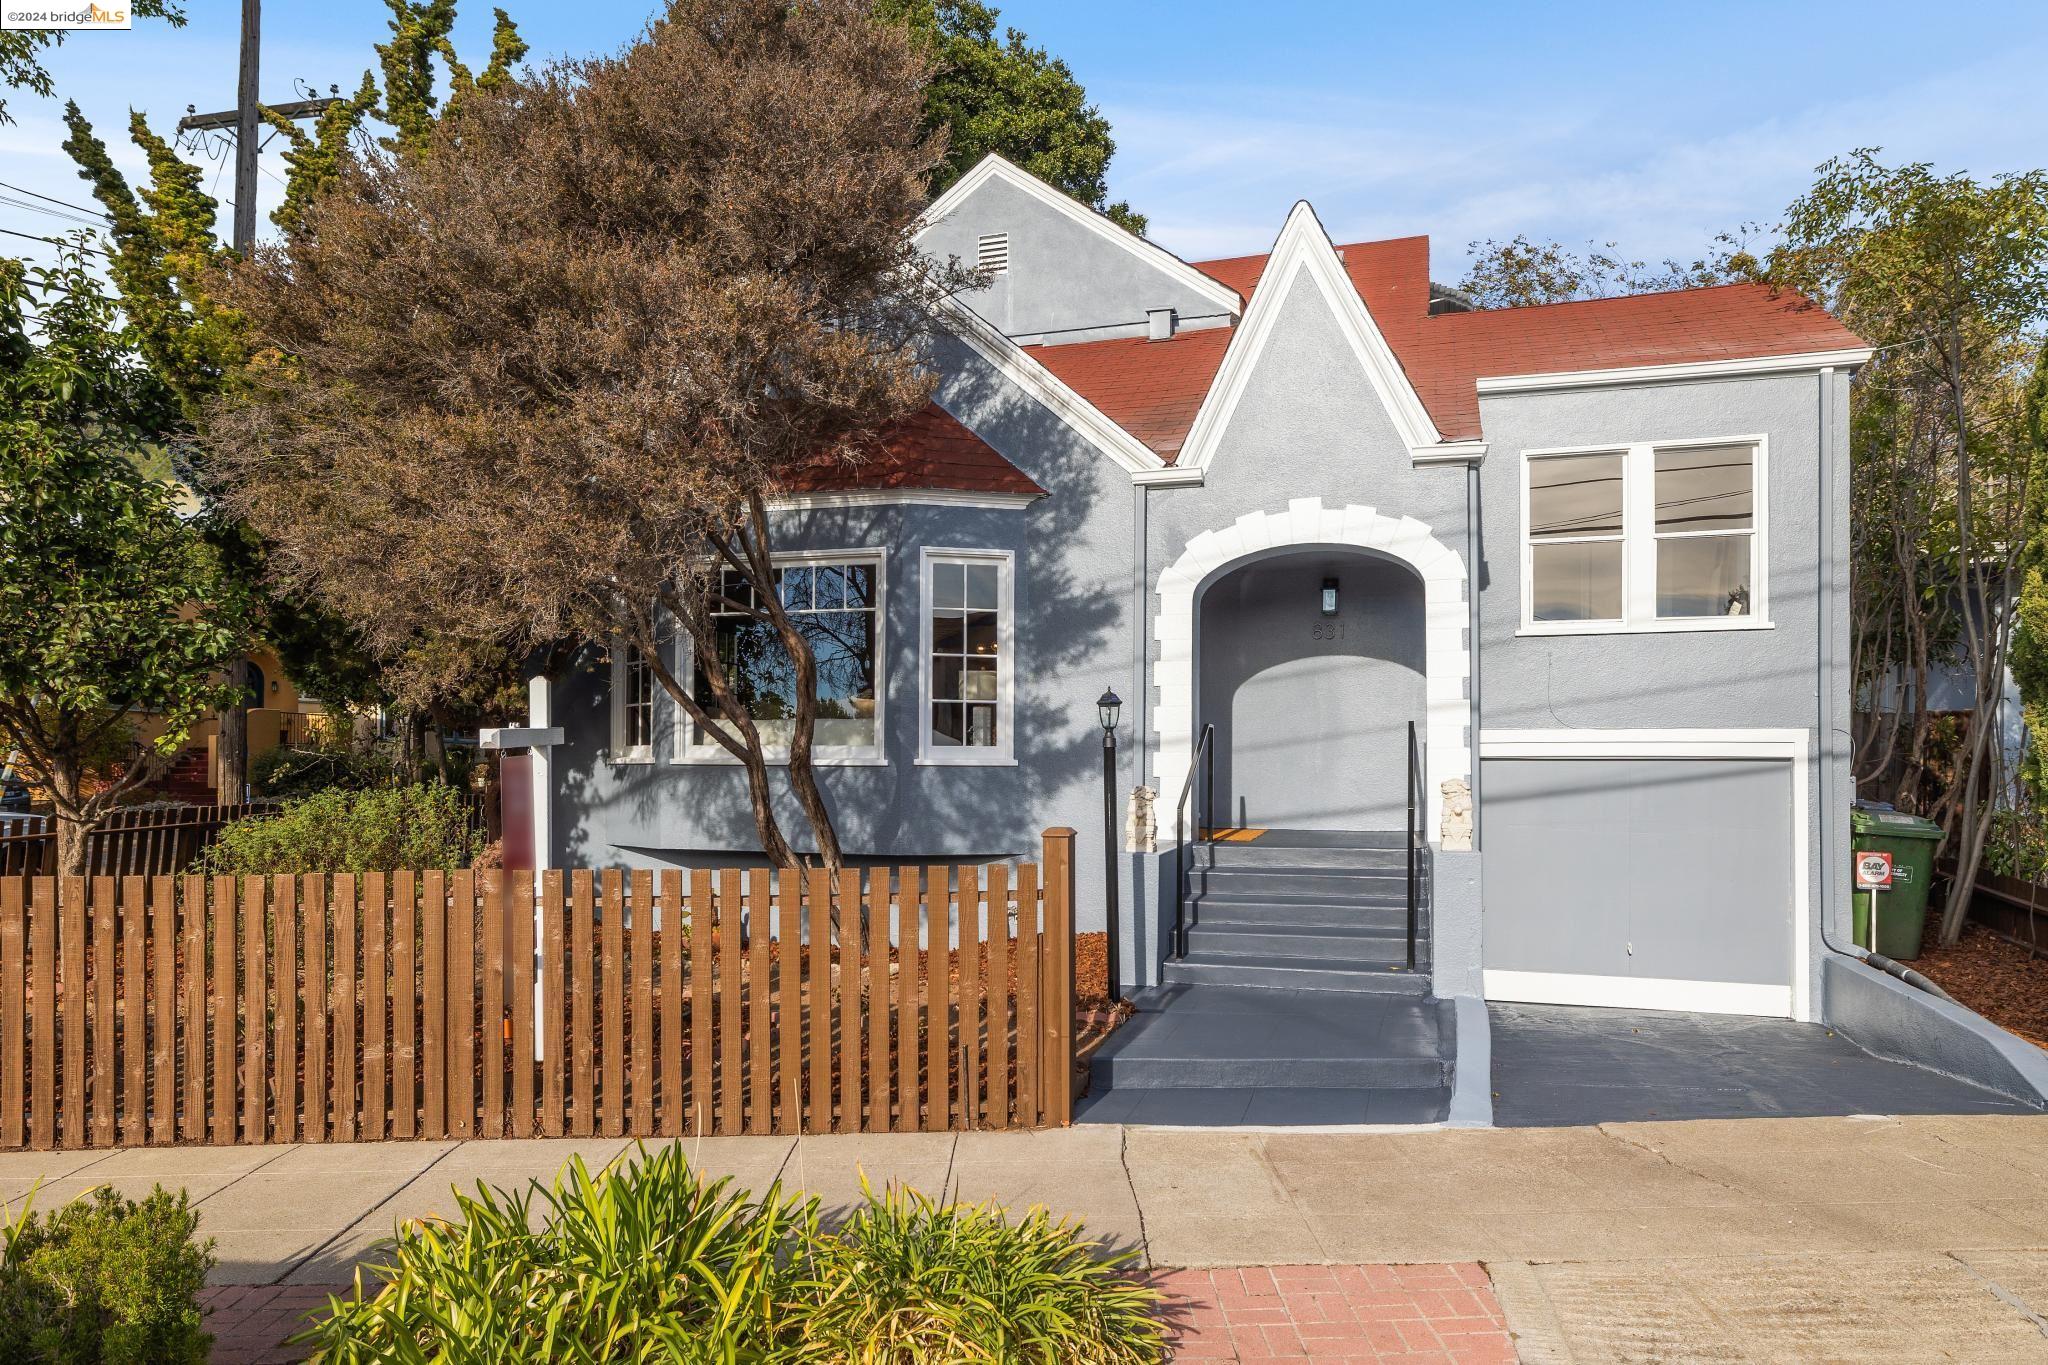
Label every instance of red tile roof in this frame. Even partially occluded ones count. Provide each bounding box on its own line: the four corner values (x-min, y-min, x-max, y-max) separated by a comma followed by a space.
1017, 237, 1863, 458
779, 403, 1047, 498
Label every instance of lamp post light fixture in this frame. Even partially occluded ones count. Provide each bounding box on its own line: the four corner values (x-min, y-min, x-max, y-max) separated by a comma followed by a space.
1097, 688, 1123, 1003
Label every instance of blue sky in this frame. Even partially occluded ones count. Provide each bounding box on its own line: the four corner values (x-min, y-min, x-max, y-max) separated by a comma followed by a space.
5, 0, 2047, 281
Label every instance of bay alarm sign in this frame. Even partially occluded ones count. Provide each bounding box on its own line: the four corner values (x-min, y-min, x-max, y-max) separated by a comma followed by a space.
1855, 851, 1894, 891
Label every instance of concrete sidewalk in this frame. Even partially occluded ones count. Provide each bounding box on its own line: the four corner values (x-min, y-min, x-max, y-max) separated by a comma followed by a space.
11, 1114, 2048, 1359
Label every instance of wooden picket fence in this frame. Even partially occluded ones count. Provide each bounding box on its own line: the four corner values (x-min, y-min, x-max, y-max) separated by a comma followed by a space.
0, 802, 281, 879
0, 830, 1076, 1151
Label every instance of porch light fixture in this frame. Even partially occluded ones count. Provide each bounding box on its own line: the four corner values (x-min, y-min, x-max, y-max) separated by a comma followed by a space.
1097, 688, 1122, 734
1321, 577, 1339, 617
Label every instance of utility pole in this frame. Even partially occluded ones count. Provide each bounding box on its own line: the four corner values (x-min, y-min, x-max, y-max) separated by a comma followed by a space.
174, 0, 336, 802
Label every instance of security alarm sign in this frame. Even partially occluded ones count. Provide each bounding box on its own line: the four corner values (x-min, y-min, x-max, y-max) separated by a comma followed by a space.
1855, 851, 1894, 890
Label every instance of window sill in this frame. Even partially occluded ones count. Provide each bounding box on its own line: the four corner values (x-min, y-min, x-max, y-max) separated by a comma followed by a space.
914, 754, 1019, 768
675, 750, 889, 768
1516, 617, 1775, 638
606, 750, 656, 766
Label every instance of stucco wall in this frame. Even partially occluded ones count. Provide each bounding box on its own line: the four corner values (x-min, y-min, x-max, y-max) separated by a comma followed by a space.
917, 174, 1234, 344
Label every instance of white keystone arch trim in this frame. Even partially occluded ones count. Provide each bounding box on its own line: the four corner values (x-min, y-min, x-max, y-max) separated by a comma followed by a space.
1154, 497, 1470, 839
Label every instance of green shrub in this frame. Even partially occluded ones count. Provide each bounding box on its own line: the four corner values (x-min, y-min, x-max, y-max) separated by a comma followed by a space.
251, 742, 399, 799
299, 1144, 1165, 1363
789, 1181, 1163, 1363
201, 784, 479, 875
0, 1184, 215, 1365
300, 1144, 808, 1362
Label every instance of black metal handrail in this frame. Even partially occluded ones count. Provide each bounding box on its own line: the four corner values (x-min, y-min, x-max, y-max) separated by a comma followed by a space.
1405, 720, 1422, 970
1172, 723, 1216, 960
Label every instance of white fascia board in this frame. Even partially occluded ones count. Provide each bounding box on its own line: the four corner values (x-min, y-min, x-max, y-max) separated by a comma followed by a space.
918, 154, 1244, 320
1475, 348, 1874, 396
1174, 200, 1446, 476
938, 296, 1164, 475
1131, 465, 1205, 487
764, 488, 1040, 512
1411, 439, 1488, 466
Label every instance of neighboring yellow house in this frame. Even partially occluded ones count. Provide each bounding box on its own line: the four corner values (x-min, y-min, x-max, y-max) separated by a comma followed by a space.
131, 645, 333, 797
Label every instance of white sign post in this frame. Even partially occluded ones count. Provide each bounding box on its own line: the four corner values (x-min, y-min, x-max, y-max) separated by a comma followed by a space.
1854, 850, 1894, 953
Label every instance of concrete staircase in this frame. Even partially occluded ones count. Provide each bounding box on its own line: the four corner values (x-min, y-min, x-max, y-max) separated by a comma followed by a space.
1079, 830, 1451, 1127
1165, 831, 1430, 995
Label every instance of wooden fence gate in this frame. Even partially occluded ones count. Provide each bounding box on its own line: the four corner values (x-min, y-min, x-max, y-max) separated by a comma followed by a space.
0, 830, 1076, 1150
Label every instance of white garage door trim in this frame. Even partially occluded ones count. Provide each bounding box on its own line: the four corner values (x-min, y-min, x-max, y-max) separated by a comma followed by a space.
1478, 728, 1811, 1021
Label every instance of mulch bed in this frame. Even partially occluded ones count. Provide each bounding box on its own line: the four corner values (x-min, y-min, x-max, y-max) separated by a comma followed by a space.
1915, 910, 2048, 1049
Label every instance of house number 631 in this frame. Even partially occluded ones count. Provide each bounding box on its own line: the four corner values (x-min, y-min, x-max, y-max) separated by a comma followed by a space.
1311, 621, 1346, 640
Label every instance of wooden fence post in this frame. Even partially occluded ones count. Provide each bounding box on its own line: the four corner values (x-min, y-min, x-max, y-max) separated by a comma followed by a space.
1040, 829, 1076, 1127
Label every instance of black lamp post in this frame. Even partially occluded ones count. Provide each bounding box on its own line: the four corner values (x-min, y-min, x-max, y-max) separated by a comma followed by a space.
1097, 688, 1122, 1003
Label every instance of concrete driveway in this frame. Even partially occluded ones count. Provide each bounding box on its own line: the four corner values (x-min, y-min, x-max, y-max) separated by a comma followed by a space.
1490, 1002, 2038, 1127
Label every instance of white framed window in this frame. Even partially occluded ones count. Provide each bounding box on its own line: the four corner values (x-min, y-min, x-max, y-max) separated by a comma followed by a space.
679, 549, 886, 766
609, 639, 655, 763
1521, 437, 1768, 635
917, 547, 1016, 766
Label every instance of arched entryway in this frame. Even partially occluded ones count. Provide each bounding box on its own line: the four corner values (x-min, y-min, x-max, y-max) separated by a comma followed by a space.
1154, 497, 1469, 836
1198, 550, 1424, 830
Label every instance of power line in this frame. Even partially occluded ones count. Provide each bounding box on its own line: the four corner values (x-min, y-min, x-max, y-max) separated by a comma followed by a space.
0, 226, 115, 259
0, 193, 105, 230
0, 179, 110, 222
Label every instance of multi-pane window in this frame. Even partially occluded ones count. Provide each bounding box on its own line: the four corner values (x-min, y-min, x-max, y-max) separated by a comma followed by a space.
921, 550, 1014, 763
1524, 440, 1764, 632
611, 642, 654, 760
689, 558, 881, 756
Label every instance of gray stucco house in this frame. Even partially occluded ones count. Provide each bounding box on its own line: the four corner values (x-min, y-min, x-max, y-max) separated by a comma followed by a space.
503, 154, 2017, 1123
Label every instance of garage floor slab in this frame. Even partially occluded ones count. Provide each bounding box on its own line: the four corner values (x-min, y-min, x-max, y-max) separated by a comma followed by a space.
1490, 1002, 2039, 1126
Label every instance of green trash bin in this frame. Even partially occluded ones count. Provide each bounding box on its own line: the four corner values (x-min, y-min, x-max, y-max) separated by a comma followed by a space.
1850, 806, 1942, 959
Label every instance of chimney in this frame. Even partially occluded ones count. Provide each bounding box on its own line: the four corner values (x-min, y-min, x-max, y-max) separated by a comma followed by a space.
1146, 307, 1178, 341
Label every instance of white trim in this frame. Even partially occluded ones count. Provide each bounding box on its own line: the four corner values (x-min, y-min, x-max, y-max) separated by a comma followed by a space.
1131, 465, 1205, 487
937, 298, 1166, 475
479, 726, 563, 750
608, 636, 655, 764
919, 155, 1244, 320
1173, 201, 1462, 473
1153, 497, 1470, 837
1482, 969, 1792, 1018
1411, 440, 1489, 467
1479, 726, 1811, 1021
1476, 348, 1873, 395
527, 676, 553, 874
1519, 435, 1770, 634
675, 548, 888, 767
917, 546, 1017, 766
764, 488, 1040, 513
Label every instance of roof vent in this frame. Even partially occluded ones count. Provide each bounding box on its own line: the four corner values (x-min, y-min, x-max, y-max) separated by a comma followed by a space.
1147, 307, 1177, 342
977, 232, 1010, 275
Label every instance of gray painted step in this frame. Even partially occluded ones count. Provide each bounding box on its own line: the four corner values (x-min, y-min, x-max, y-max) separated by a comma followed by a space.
1183, 922, 1410, 962
1194, 865, 1408, 898
1164, 954, 1431, 994
1191, 894, 1413, 926
1075, 1084, 1452, 1127
1196, 841, 1411, 871
1095, 1050, 1447, 1090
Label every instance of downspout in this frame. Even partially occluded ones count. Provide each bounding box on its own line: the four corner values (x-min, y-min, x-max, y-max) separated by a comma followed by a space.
1466, 460, 1482, 849
1815, 367, 1952, 1004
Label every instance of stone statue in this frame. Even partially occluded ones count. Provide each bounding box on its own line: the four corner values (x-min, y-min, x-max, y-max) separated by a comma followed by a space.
1126, 786, 1158, 853
1439, 777, 1473, 851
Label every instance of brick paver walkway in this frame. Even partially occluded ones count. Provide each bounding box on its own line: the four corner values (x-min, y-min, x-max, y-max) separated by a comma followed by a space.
203, 1285, 335, 1365
1153, 1263, 1517, 1363
205, 1265, 1518, 1362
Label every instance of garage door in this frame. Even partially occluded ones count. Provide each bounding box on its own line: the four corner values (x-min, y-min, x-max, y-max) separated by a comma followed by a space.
1479, 746, 1799, 1018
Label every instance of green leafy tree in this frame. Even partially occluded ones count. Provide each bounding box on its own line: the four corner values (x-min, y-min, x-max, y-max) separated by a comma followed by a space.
2002, 343, 2048, 797
0, 1, 183, 125
1773, 150, 2048, 944
1458, 229, 1765, 308
0, 246, 250, 875
878, 0, 1146, 234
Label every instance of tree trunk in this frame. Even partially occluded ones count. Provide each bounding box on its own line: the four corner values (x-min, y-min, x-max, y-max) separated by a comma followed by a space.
217, 660, 251, 801
744, 498, 845, 874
